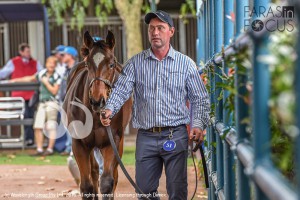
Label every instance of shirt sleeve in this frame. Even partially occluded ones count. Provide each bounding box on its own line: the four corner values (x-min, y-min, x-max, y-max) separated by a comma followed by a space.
105, 60, 135, 117
186, 62, 210, 130
0, 60, 14, 79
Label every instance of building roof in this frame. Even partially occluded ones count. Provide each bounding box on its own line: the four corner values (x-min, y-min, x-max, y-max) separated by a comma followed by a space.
0, 2, 45, 22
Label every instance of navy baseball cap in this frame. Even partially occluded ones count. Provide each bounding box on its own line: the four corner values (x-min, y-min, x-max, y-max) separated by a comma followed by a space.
145, 10, 174, 27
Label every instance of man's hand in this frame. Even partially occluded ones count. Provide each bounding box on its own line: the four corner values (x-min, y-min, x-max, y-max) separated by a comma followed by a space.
189, 127, 205, 143
100, 109, 112, 126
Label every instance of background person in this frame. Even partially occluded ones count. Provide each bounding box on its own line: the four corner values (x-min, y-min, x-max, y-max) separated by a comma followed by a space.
51, 45, 66, 77
10, 56, 61, 156
0, 43, 43, 146
58, 46, 78, 155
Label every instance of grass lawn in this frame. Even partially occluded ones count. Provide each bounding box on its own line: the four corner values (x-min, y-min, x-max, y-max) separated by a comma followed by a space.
0, 146, 196, 166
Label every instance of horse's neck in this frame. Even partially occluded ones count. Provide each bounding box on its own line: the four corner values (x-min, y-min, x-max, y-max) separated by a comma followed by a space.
68, 68, 90, 102
67, 62, 86, 91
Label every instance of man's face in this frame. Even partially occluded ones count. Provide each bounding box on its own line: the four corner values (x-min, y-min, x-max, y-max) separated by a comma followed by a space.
62, 53, 73, 64
148, 17, 174, 49
55, 52, 64, 62
19, 47, 31, 59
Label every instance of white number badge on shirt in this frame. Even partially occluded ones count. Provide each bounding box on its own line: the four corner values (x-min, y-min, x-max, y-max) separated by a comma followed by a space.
163, 129, 176, 151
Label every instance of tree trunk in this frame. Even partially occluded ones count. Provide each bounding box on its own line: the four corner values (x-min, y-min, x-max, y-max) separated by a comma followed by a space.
114, 0, 143, 59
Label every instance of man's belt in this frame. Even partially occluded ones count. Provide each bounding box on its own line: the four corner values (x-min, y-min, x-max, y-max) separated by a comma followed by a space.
141, 125, 183, 133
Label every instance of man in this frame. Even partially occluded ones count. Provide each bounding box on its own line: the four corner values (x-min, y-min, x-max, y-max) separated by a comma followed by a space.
57, 46, 78, 155
58, 46, 78, 103
0, 43, 43, 145
51, 45, 66, 77
100, 10, 210, 200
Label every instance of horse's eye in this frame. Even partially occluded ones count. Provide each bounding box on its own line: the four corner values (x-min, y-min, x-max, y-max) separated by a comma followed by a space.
109, 63, 115, 68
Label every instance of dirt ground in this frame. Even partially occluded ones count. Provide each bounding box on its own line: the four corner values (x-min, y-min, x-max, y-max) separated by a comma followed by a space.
0, 164, 207, 200
0, 135, 207, 199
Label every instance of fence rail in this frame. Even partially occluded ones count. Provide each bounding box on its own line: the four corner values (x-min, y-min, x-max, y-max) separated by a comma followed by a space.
0, 82, 39, 92
196, 0, 300, 199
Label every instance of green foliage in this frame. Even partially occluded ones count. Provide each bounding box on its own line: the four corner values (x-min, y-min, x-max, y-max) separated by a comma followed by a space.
180, 0, 196, 23
42, 0, 114, 30
267, 29, 297, 180
141, 0, 151, 14
208, 29, 297, 181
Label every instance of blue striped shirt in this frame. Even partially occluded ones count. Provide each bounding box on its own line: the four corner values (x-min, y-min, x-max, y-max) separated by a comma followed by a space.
105, 46, 210, 130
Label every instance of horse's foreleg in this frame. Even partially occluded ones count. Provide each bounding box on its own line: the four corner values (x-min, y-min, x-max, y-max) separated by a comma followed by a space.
100, 140, 120, 200
72, 139, 94, 200
113, 134, 124, 192
90, 152, 100, 200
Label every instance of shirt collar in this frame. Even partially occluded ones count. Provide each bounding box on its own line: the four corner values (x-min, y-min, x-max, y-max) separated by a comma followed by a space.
22, 57, 30, 63
144, 45, 175, 60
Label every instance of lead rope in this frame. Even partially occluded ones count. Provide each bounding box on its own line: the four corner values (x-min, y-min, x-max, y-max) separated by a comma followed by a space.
190, 142, 198, 200
101, 112, 150, 200
192, 141, 210, 193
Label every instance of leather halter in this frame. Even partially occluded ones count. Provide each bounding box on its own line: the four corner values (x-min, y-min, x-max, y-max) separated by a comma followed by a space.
86, 60, 116, 108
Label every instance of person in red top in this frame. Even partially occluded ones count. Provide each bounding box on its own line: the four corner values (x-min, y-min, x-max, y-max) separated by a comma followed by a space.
0, 43, 43, 145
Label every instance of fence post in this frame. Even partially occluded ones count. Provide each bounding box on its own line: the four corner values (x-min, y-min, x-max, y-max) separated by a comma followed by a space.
252, 0, 271, 199
196, 0, 205, 66
214, 0, 224, 196
150, 0, 157, 12
235, 1, 251, 200
208, 0, 217, 199
223, 0, 236, 199
293, 0, 300, 198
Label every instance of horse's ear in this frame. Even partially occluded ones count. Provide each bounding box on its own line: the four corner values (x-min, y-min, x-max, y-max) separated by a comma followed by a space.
106, 30, 115, 50
84, 31, 94, 49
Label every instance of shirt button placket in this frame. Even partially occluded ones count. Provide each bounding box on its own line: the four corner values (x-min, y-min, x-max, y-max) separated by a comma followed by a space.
156, 62, 162, 123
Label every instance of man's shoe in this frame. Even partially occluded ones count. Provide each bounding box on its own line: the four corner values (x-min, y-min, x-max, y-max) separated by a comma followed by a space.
30, 151, 44, 157
25, 139, 34, 146
60, 151, 70, 156
43, 150, 54, 156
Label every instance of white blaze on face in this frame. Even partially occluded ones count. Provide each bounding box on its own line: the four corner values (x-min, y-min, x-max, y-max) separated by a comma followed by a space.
93, 52, 105, 68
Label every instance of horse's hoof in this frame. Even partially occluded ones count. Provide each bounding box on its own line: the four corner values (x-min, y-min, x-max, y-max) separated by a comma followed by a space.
100, 176, 114, 195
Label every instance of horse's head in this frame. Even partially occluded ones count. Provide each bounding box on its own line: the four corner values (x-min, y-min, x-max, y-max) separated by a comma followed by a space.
82, 30, 119, 113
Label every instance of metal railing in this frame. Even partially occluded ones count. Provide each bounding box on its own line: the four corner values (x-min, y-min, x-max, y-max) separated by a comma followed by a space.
196, 0, 300, 199
0, 82, 38, 149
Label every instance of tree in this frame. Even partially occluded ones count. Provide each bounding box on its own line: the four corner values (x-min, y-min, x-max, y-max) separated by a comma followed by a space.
42, 0, 195, 59
114, 0, 143, 58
